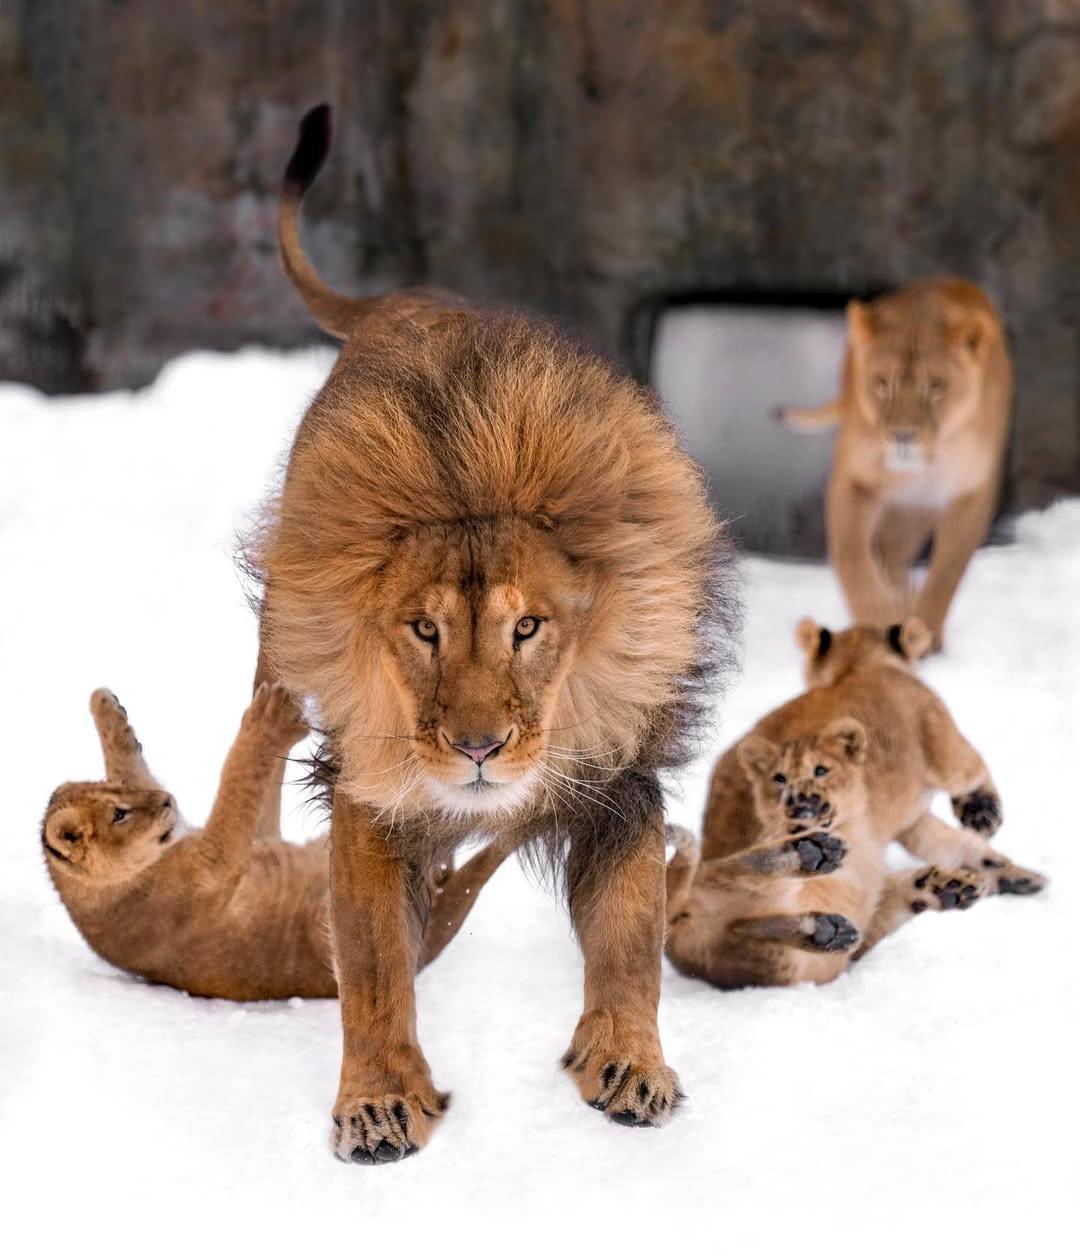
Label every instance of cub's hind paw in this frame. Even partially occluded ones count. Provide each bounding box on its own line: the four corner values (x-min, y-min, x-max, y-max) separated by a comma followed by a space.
952, 790, 1002, 837
807, 912, 859, 951
993, 861, 1047, 897
790, 833, 846, 875
911, 866, 987, 913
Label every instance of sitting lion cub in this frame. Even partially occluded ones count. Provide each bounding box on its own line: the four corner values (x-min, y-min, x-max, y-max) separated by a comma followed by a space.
42, 685, 507, 1000
664, 617, 1045, 989
781, 277, 1011, 649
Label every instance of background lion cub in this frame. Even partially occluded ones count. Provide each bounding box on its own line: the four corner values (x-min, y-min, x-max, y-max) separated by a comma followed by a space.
42, 686, 507, 1000
664, 618, 1045, 989
781, 277, 1011, 649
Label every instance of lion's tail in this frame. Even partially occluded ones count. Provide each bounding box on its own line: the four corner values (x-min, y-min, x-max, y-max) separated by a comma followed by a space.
664, 824, 701, 923
279, 104, 467, 341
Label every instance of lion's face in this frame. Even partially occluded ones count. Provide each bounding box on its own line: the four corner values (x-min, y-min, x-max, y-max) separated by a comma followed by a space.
737, 719, 868, 837
847, 297, 989, 472
357, 517, 593, 818
42, 783, 178, 884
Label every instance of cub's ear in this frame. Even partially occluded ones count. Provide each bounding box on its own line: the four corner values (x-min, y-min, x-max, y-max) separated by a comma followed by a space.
738, 734, 779, 780
887, 617, 931, 661
796, 617, 832, 658
43, 806, 90, 850
958, 309, 994, 360
846, 299, 875, 346
821, 717, 867, 764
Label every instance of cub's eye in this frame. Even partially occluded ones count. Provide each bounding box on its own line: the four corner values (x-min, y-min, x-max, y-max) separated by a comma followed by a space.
872, 374, 889, 396
112, 807, 130, 824
411, 620, 439, 644
928, 376, 947, 397
514, 616, 540, 642
772, 773, 787, 785
814, 765, 829, 778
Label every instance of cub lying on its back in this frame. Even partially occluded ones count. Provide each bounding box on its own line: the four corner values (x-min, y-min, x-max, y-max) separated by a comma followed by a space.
664, 618, 1046, 989
780, 277, 1011, 649
42, 686, 507, 1000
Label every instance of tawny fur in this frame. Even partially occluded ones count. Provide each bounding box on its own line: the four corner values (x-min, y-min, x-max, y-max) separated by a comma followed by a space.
779, 277, 1011, 649
665, 617, 1046, 989
249, 105, 734, 1161
42, 687, 511, 1001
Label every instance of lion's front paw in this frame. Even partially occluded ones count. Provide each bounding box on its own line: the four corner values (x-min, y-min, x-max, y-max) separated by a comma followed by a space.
952, 789, 1002, 836
561, 1013, 683, 1128
332, 1087, 449, 1165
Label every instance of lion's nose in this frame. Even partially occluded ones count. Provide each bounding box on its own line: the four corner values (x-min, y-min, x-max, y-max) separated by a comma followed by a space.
447, 733, 507, 765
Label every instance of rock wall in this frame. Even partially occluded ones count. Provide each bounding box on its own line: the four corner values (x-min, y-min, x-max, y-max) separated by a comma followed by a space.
1, 0, 1077, 507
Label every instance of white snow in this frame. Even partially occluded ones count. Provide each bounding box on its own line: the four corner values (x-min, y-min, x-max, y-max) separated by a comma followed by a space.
2, 349, 1077, 1256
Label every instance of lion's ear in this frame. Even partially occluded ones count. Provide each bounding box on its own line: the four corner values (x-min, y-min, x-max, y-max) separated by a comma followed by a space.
846, 299, 875, 346
822, 717, 867, 764
887, 617, 931, 661
738, 734, 779, 780
796, 617, 832, 659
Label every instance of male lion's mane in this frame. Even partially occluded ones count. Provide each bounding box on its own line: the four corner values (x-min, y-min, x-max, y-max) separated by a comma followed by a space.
249, 309, 738, 873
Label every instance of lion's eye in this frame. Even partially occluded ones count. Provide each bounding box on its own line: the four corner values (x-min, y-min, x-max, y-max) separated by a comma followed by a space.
872, 374, 889, 396
928, 376, 947, 396
411, 620, 439, 644
814, 765, 829, 778
772, 773, 787, 785
514, 616, 540, 642
112, 807, 130, 824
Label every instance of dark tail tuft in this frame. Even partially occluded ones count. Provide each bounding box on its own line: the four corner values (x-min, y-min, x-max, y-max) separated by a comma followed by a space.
284, 104, 332, 195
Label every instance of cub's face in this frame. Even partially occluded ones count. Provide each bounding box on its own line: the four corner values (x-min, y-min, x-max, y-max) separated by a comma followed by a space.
42, 783, 178, 884
359, 517, 593, 818
738, 719, 868, 836
847, 298, 988, 472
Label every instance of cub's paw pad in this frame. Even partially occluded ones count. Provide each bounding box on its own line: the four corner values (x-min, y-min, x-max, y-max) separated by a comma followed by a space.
952, 791, 1002, 836
996, 867, 1047, 897
564, 1052, 683, 1128
791, 834, 846, 874
913, 867, 985, 911
331, 1091, 449, 1165
245, 682, 307, 741
808, 912, 859, 952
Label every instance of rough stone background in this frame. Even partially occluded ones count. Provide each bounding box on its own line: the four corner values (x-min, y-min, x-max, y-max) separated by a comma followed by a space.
1, 0, 1077, 509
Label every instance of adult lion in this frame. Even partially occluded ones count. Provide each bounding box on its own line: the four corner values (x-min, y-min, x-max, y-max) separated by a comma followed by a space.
253, 106, 734, 1163
781, 277, 1011, 650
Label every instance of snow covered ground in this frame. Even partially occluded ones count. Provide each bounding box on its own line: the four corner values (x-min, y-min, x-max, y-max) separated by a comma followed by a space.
2, 349, 1077, 1256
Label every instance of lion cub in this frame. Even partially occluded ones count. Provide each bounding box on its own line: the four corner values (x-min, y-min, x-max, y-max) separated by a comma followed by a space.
781, 277, 1011, 649
43, 685, 508, 1000
664, 618, 1045, 989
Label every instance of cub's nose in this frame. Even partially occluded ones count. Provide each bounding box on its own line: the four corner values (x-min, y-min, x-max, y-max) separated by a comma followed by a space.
893, 429, 917, 447
446, 733, 507, 765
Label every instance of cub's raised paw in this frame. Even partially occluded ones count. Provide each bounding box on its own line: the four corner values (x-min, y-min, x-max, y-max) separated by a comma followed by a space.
806, 912, 859, 951
911, 866, 987, 913
790, 833, 846, 875
952, 790, 1002, 837
332, 1089, 449, 1165
243, 681, 307, 746
90, 688, 140, 746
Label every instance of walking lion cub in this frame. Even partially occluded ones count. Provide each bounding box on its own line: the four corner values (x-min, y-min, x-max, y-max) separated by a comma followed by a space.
42, 685, 508, 1000
664, 618, 1045, 988
781, 277, 1011, 649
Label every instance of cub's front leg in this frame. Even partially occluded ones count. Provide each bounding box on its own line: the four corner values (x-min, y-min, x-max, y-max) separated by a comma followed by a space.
561, 771, 682, 1127
329, 794, 448, 1164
